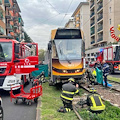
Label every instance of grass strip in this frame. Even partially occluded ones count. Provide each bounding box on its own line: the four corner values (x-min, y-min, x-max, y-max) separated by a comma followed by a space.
108, 76, 120, 83
78, 101, 120, 120
40, 82, 78, 120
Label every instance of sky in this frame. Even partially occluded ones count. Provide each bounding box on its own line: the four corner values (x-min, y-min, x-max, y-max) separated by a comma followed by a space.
17, 0, 86, 50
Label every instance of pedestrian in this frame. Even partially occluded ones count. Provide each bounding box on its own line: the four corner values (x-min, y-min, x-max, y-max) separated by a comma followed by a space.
95, 60, 103, 84
102, 60, 109, 88
57, 78, 79, 113
86, 88, 105, 113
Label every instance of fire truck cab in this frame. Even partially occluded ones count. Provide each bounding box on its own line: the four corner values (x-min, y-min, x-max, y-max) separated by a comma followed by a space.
0, 37, 38, 91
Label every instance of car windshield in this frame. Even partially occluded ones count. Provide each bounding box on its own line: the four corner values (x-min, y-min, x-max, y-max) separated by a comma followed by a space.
0, 42, 12, 62
54, 39, 82, 61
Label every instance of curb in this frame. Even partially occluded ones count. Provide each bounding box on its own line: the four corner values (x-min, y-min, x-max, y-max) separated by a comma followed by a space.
36, 97, 41, 120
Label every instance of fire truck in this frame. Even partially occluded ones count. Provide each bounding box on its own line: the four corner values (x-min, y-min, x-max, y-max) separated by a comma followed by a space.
0, 37, 39, 91
89, 44, 120, 73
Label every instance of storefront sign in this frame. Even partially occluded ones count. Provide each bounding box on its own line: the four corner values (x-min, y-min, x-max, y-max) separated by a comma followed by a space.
110, 26, 120, 42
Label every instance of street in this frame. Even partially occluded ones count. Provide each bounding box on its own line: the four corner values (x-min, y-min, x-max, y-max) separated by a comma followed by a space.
1, 83, 37, 120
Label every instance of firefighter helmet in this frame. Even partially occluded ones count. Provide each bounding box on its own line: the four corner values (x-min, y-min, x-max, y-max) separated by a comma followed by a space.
68, 78, 75, 82
90, 88, 96, 93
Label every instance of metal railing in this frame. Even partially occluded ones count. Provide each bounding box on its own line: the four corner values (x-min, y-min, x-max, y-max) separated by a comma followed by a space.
91, 41, 95, 44
97, 37, 103, 42
97, 5, 103, 12
0, 26, 4, 35
90, 2, 94, 8
97, 26, 103, 32
90, 12, 95, 18
91, 21, 95, 26
97, 15, 103, 21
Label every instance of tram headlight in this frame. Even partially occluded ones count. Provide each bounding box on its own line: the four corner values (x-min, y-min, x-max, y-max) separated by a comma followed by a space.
75, 68, 83, 73
63, 70, 68, 73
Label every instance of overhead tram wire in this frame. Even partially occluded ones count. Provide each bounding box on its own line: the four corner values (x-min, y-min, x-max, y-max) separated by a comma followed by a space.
60, 0, 74, 26
45, 0, 60, 14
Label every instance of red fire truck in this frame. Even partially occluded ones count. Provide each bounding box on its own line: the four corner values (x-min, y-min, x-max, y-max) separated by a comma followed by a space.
89, 44, 120, 73
0, 37, 39, 91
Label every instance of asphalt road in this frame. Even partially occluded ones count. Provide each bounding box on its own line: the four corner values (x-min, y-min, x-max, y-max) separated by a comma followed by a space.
110, 71, 120, 78
1, 82, 37, 120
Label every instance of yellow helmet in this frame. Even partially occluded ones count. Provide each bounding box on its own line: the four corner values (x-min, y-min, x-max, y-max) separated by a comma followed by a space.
90, 88, 96, 93
68, 78, 75, 82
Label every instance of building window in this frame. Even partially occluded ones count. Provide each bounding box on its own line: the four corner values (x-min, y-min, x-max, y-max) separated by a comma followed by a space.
109, 19, 111, 25
109, 7, 111, 13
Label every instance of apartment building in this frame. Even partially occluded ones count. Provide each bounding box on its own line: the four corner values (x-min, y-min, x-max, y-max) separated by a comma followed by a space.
71, 2, 90, 49
0, 0, 6, 35
65, 19, 74, 28
0, 0, 24, 42
86, 0, 120, 62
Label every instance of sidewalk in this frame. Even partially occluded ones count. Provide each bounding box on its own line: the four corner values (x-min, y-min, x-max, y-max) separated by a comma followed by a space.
36, 98, 41, 120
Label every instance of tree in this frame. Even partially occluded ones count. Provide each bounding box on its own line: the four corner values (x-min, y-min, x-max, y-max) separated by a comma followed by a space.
24, 32, 32, 43
39, 49, 45, 61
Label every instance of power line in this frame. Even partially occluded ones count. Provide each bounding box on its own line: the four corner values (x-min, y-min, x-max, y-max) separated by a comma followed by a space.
60, 0, 74, 26
45, 0, 60, 14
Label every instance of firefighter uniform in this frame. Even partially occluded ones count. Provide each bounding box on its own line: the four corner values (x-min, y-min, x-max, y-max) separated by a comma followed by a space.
58, 78, 79, 113
87, 88, 105, 113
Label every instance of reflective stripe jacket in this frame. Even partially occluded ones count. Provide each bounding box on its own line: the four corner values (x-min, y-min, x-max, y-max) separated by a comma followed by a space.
102, 63, 109, 76
61, 82, 79, 101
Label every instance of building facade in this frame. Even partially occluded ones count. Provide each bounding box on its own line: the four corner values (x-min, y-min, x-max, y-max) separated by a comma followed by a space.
71, 2, 90, 49
0, 0, 24, 42
65, 19, 74, 28
86, 0, 120, 62
0, 0, 6, 35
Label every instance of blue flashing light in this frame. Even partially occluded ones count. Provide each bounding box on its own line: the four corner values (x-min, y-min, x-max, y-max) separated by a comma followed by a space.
99, 48, 104, 52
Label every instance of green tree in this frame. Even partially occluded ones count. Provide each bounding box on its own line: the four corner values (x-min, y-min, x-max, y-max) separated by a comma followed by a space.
39, 49, 45, 61
24, 32, 32, 43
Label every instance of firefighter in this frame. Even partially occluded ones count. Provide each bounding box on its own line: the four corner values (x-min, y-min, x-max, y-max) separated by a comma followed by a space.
102, 60, 109, 88
87, 88, 105, 113
57, 78, 79, 113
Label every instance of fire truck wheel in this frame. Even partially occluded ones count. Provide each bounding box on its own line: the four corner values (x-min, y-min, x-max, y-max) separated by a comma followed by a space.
14, 99, 18, 104
34, 97, 38, 103
27, 101, 32, 106
0, 106, 3, 120
22, 98, 26, 103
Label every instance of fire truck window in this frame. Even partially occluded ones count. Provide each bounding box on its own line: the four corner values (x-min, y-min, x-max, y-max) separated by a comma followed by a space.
114, 46, 120, 61
0, 42, 12, 62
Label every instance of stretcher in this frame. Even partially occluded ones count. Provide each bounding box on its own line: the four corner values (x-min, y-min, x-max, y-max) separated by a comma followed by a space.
10, 80, 42, 105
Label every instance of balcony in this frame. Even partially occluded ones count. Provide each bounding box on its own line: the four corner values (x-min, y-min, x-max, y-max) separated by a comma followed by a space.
4, 0, 10, 7
0, 0, 2, 5
91, 30, 95, 35
0, 12, 3, 20
6, 24, 13, 31
5, 14, 12, 20
0, 26, 4, 35
13, 16, 18, 21
13, 23, 18, 28
97, 26, 103, 32
90, 2, 94, 8
97, 5, 103, 12
97, 15, 103, 22
91, 41, 95, 44
90, 12, 95, 18
97, 37, 103, 42
91, 21, 95, 26
13, 0, 17, 3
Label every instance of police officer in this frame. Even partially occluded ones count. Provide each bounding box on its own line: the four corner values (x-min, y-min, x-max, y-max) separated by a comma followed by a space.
102, 60, 109, 88
58, 78, 79, 113
87, 88, 105, 113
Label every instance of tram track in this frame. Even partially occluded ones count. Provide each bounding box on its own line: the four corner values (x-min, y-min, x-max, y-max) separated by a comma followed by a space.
72, 82, 120, 120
